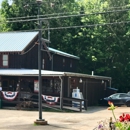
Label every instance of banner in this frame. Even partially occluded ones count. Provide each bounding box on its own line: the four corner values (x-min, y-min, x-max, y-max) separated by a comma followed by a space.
1, 91, 19, 101
42, 95, 59, 105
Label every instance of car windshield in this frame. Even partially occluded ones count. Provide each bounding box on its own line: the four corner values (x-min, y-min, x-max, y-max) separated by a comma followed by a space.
109, 94, 120, 99
127, 92, 130, 95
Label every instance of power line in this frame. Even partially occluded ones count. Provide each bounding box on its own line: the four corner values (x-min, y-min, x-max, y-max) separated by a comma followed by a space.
6, 12, 84, 20
1, 8, 130, 24
5, 5, 129, 20
19, 43, 36, 55
1, 20, 130, 32
41, 20, 130, 30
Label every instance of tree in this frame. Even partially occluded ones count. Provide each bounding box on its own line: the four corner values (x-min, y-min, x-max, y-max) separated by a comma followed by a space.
61, 0, 130, 92
1, 0, 130, 92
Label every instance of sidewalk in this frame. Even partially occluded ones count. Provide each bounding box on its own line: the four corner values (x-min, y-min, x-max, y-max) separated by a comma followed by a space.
0, 106, 129, 130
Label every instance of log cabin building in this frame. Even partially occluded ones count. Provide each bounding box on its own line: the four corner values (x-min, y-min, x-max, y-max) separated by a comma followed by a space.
0, 32, 112, 109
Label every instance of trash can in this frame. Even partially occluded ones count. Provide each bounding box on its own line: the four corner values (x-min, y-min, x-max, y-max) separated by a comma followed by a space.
0, 99, 2, 109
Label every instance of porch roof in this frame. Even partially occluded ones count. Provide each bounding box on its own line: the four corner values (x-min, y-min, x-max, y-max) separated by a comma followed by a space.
0, 69, 111, 80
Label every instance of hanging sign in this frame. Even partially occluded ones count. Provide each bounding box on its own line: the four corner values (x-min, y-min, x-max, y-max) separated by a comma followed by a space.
34, 80, 39, 93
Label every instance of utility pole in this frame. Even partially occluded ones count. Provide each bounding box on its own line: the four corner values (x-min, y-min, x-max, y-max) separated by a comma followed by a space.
48, 22, 50, 42
34, 0, 47, 125
37, 0, 42, 121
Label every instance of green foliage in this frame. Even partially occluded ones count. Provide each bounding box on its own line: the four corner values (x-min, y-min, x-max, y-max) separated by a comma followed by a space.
1, 0, 130, 92
115, 122, 130, 130
108, 102, 130, 130
97, 102, 130, 130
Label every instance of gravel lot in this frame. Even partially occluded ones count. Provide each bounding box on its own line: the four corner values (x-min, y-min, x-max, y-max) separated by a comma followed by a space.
0, 106, 129, 130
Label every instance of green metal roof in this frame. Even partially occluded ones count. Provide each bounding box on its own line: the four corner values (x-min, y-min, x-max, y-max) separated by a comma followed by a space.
48, 47, 80, 60
0, 31, 80, 59
0, 31, 38, 52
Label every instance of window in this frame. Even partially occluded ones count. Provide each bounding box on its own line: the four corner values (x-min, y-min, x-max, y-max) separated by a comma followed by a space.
2, 54, 8, 67
70, 61, 72, 68
42, 59, 45, 69
63, 59, 65, 63
109, 94, 120, 99
120, 94, 130, 98
63, 59, 65, 67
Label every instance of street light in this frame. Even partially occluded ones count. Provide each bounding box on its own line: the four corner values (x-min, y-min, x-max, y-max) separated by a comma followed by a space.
34, 0, 48, 125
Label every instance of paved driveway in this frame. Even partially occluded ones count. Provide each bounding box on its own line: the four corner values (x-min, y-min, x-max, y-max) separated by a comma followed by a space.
0, 106, 129, 130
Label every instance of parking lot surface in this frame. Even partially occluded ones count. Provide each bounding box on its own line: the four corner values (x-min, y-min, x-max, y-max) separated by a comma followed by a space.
0, 106, 129, 130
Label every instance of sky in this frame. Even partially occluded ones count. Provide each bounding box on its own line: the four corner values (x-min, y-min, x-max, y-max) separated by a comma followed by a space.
0, 0, 2, 6
0, 0, 12, 7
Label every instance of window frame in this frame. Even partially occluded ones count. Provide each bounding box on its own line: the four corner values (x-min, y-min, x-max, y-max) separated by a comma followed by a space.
2, 54, 9, 67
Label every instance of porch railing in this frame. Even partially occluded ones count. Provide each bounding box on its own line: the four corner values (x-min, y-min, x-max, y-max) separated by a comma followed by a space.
61, 97, 88, 112
0, 92, 88, 112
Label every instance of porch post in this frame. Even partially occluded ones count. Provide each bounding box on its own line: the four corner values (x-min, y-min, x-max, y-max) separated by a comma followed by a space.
84, 79, 88, 110
59, 76, 63, 110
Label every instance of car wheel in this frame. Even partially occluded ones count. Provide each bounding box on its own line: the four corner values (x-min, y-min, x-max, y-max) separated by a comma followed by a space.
126, 102, 130, 107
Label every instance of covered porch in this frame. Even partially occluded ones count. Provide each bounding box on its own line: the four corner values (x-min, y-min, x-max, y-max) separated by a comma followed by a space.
0, 69, 112, 111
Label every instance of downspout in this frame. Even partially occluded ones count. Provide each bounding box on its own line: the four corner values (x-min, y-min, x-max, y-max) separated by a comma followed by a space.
59, 76, 63, 110
51, 53, 57, 71
51, 54, 53, 71
110, 79, 112, 87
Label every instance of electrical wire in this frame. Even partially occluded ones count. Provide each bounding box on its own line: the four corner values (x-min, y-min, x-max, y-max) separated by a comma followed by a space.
41, 21, 130, 30
5, 5, 130, 20
19, 42, 51, 55
19, 43, 36, 55
1, 20, 130, 32
41, 20, 130, 30
0, 8, 130, 24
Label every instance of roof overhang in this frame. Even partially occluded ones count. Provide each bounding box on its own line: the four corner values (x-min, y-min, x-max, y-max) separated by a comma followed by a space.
64, 72, 111, 80
0, 69, 111, 80
0, 69, 64, 77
